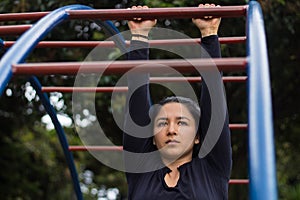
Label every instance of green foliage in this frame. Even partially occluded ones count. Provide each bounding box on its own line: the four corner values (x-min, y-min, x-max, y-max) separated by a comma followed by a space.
281, 184, 300, 200
0, 125, 74, 199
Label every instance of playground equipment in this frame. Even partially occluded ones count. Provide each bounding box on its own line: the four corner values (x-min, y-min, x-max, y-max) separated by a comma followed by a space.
0, 1, 277, 199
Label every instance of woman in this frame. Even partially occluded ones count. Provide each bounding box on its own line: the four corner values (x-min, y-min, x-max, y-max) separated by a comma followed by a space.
123, 4, 232, 199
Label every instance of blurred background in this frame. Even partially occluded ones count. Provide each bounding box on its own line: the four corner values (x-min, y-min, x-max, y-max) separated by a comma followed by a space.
0, 0, 299, 199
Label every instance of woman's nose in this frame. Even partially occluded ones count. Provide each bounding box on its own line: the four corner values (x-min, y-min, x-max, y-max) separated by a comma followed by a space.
167, 123, 177, 135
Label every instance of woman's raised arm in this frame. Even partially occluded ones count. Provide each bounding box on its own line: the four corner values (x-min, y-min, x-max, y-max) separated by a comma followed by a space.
193, 3, 232, 178
123, 6, 157, 153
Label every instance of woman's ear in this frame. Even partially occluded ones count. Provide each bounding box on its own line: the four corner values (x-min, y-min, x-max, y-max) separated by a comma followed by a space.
194, 136, 200, 144
153, 138, 156, 145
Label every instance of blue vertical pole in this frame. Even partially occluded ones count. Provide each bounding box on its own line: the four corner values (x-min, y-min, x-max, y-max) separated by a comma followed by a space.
247, 1, 278, 199
30, 76, 83, 200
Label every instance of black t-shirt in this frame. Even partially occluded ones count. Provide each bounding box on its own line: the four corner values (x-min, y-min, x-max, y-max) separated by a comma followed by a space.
123, 36, 232, 200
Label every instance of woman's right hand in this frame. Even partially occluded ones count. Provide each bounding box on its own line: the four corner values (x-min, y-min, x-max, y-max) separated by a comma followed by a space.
128, 6, 157, 39
192, 4, 221, 38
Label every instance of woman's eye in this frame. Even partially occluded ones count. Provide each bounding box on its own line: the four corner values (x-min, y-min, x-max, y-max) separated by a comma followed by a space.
178, 121, 188, 126
157, 121, 167, 127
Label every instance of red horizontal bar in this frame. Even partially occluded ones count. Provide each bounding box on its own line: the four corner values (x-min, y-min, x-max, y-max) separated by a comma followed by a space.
4, 36, 246, 47
41, 76, 247, 93
12, 58, 247, 75
153, 37, 247, 45
0, 12, 49, 21
69, 130, 247, 151
229, 123, 248, 130
0, 24, 31, 35
42, 86, 128, 93
68, 6, 248, 20
5, 41, 108, 48
70, 144, 249, 152
150, 76, 247, 83
69, 145, 249, 184
69, 145, 123, 151
229, 179, 249, 184
0, 6, 247, 22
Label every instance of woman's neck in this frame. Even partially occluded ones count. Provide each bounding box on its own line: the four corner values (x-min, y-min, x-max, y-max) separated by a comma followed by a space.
163, 155, 193, 171
163, 156, 193, 188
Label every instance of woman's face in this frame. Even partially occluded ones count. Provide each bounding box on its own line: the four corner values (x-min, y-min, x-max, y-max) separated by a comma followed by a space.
153, 102, 199, 163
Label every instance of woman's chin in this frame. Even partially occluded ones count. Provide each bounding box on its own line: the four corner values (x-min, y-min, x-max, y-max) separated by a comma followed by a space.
160, 150, 183, 162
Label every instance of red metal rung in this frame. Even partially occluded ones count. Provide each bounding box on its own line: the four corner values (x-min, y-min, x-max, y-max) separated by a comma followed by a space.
0, 6, 247, 22
0, 24, 31, 35
4, 37, 246, 47
150, 76, 247, 83
229, 124, 248, 130
42, 86, 128, 93
41, 76, 247, 93
69, 137, 247, 152
229, 179, 249, 184
68, 6, 248, 20
12, 58, 247, 75
69, 145, 123, 151
0, 12, 49, 22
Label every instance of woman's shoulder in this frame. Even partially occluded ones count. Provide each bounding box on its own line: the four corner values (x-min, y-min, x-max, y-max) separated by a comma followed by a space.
177, 157, 219, 176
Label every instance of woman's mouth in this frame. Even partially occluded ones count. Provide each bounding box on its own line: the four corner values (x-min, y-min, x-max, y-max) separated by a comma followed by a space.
166, 139, 180, 144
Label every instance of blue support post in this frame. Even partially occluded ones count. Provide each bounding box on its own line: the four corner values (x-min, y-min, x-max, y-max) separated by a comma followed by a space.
247, 1, 278, 199
30, 76, 83, 199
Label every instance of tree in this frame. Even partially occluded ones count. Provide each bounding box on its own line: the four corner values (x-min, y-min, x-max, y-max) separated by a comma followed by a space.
259, 0, 300, 198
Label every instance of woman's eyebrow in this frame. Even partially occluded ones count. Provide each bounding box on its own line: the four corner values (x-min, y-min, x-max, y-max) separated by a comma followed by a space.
155, 116, 191, 122
176, 116, 191, 121
155, 117, 168, 122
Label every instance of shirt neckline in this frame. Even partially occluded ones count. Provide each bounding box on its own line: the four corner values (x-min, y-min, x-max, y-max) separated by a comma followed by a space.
161, 159, 195, 189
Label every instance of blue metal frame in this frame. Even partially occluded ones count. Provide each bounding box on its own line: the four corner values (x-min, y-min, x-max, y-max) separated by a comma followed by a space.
247, 1, 278, 199
29, 76, 83, 199
0, 4, 125, 200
